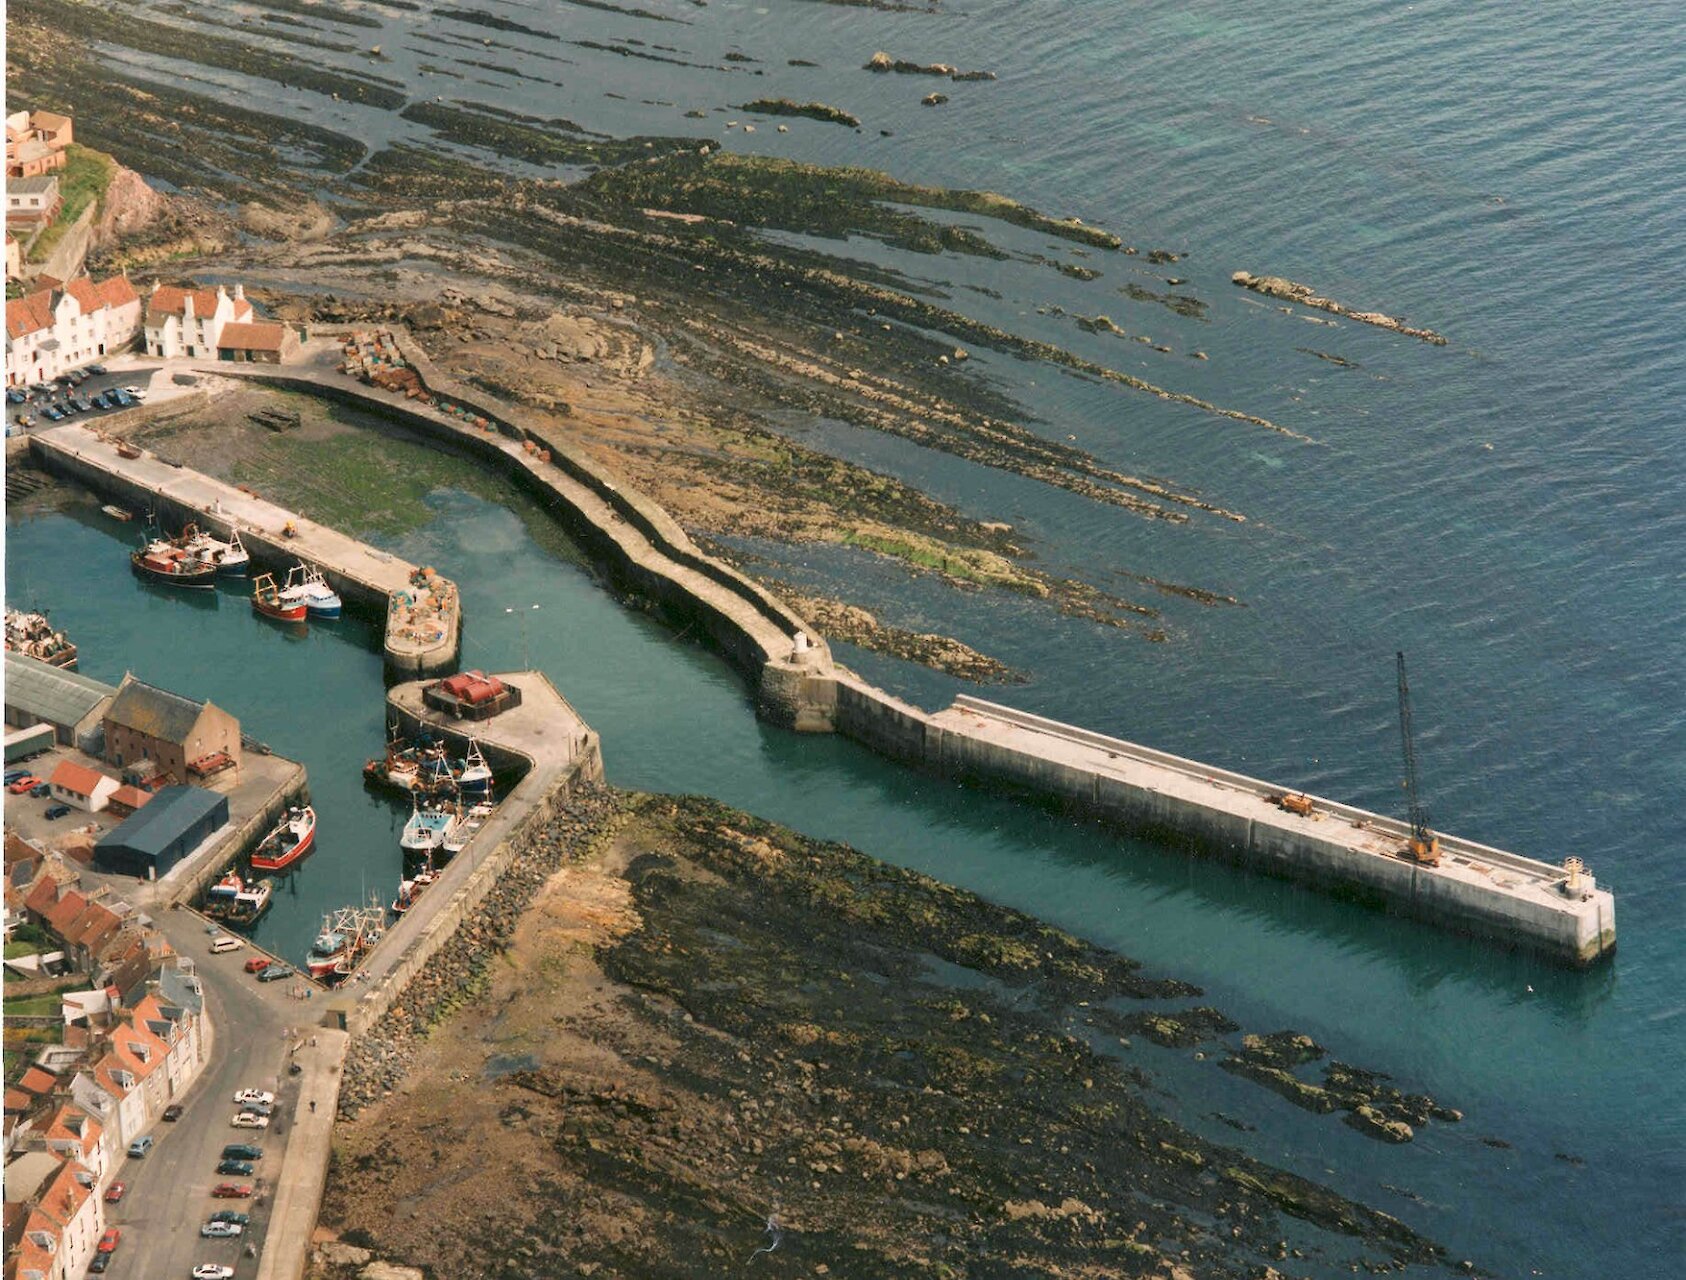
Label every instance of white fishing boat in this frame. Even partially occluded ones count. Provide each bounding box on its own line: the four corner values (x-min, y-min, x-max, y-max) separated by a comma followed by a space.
456, 739, 493, 794
400, 798, 460, 854
282, 563, 342, 619
177, 523, 251, 575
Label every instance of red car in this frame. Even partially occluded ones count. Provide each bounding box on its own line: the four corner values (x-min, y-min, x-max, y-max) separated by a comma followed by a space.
104, 1182, 126, 1203
211, 1182, 254, 1198
243, 956, 269, 974
7, 776, 42, 794
98, 1227, 121, 1253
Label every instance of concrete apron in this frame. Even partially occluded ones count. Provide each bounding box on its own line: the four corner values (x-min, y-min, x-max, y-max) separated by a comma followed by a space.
256, 1028, 349, 1280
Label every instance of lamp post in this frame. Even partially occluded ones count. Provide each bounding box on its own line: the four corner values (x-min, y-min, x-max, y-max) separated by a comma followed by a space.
505, 603, 540, 669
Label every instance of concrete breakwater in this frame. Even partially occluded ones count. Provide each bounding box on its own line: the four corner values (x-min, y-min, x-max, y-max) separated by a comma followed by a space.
26, 422, 459, 677
202, 337, 1612, 967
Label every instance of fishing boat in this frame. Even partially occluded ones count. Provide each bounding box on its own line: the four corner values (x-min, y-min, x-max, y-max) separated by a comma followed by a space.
4, 609, 77, 669
306, 916, 348, 979
310, 897, 387, 983
456, 740, 493, 795
252, 572, 307, 622
227, 877, 275, 924
131, 542, 216, 589
205, 871, 245, 915
400, 798, 461, 854
100, 504, 133, 522
176, 523, 250, 575
283, 563, 342, 620
249, 804, 316, 872
391, 862, 439, 915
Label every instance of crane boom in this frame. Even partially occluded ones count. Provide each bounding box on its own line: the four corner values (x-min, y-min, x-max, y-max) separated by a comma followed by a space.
1395, 652, 1440, 866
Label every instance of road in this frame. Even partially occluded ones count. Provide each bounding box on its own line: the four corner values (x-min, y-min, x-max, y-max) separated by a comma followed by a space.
102, 911, 311, 1280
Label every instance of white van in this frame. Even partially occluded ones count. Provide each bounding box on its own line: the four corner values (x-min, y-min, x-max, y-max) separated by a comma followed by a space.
210, 936, 244, 954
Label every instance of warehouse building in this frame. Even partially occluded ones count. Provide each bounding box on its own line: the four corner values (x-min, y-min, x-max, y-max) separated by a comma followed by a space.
3, 653, 115, 750
94, 786, 228, 880
103, 675, 241, 786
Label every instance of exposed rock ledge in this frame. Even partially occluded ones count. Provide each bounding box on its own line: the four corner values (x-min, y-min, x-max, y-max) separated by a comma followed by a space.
1231, 271, 1448, 345
864, 51, 997, 80
737, 97, 861, 128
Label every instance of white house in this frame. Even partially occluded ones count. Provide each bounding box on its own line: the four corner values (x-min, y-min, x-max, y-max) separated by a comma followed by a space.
46, 760, 118, 813
4, 274, 142, 387
143, 281, 253, 359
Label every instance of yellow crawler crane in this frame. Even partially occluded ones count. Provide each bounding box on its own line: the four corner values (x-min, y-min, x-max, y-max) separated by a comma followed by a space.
1396, 651, 1441, 866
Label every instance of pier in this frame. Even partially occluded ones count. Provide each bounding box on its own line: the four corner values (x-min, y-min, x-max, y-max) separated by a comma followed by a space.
27, 422, 460, 677
323, 670, 603, 1036
922, 697, 1615, 966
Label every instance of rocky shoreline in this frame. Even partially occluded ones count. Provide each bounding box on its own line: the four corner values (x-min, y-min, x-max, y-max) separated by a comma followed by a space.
318, 789, 1467, 1279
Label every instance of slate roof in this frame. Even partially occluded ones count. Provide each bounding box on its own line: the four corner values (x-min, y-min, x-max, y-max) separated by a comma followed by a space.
96, 785, 226, 858
104, 675, 207, 746
4, 651, 115, 726
9, 174, 57, 196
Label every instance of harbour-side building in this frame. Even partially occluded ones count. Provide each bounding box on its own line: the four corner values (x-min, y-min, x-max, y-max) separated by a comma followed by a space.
4, 274, 142, 387
143, 282, 253, 359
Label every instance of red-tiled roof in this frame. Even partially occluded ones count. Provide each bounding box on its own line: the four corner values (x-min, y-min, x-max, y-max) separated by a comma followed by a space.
3, 1087, 32, 1114
18, 1066, 59, 1096
24, 874, 62, 917
146, 285, 251, 323
61, 901, 122, 953
42, 888, 90, 937
110, 784, 152, 810
49, 758, 111, 797
62, 273, 138, 312
5, 288, 54, 340
217, 320, 288, 351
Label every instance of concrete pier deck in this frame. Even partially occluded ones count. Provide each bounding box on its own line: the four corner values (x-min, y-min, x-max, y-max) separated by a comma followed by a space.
929, 697, 1616, 966
28, 422, 459, 677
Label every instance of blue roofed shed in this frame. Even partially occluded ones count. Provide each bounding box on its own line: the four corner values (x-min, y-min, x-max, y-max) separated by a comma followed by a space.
95, 785, 228, 880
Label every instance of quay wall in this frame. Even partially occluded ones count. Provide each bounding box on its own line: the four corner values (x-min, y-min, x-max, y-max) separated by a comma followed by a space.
164, 760, 310, 908
336, 696, 603, 1038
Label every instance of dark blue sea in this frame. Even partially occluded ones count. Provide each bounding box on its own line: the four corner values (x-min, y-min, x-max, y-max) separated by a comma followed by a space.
12, 0, 1686, 1273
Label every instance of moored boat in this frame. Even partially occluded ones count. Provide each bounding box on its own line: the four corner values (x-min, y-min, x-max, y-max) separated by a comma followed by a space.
131, 544, 216, 590
4, 609, 77, 670
227, 877, 275, 923
456, 739, 493, 795
284, 563, 342, 620
177, 523, 250, 575
252, 572, 307, 622
400, 798, 460, 854
100, 504, 133, 522
306, 917, 348, 979
205, 871, 245, 915
309, 897, 387, 983
250, 804, 316, 872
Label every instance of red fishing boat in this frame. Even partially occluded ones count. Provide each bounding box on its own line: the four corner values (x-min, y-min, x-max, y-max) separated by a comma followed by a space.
251, 572, 306, 622
249, 804, 316, 872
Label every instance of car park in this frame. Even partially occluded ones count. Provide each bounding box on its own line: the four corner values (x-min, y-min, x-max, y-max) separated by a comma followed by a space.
211, 1182, 253, 1198
216, 1159, 254, 1177
209, 1210, 249, 1226
231, 1112, 270, 1129
243, 957, 270, 974
232, 1090, 274, 1106
222, 1143, 263, 1160
104, 1182, 126, 1203
258, 963, 292, 982
44, 804, 70, 820
163, 1103, 185, 1121
194, 1266, 236, 1280
98, 1228, 121, 1253
127, 1135, 153, 1158
200, 1221, 243, 1238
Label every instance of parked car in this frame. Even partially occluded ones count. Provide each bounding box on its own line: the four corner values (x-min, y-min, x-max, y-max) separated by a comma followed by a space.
194, 1266, 236, 1280
239, 1098, 274, 1115
3, 770, 28, 784
200, 1221, 243, 1238
221, 1143, 263, 1160
5, 389, 24, 404
243, 957, 270, 974
163, 1103, 185, 1121
111, 388, 134, 407
215, 1159, 254, 1177
70, 397, 93, 413
91, 391, 113, 409
98, 1228, 121, 1253
7, 776, 43, 793
104, 1182, 126, 1203
210, 1183, 253, 1198
209, 1210, 249, 1226
42, 406, 63, 421
29, 783, 50, 797
89, 1254, 110, 1274
122, 385, 147, 400
126, 1135, 153, 1158
44, 804, 71, 820
231, 1112, 269, 1129
210, 935, 244, 954
232, 1090, 274, 1106
257, 963, 292, 982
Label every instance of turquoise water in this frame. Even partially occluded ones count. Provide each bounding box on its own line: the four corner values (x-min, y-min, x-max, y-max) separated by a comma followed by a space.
27, 0, 1686, 1271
